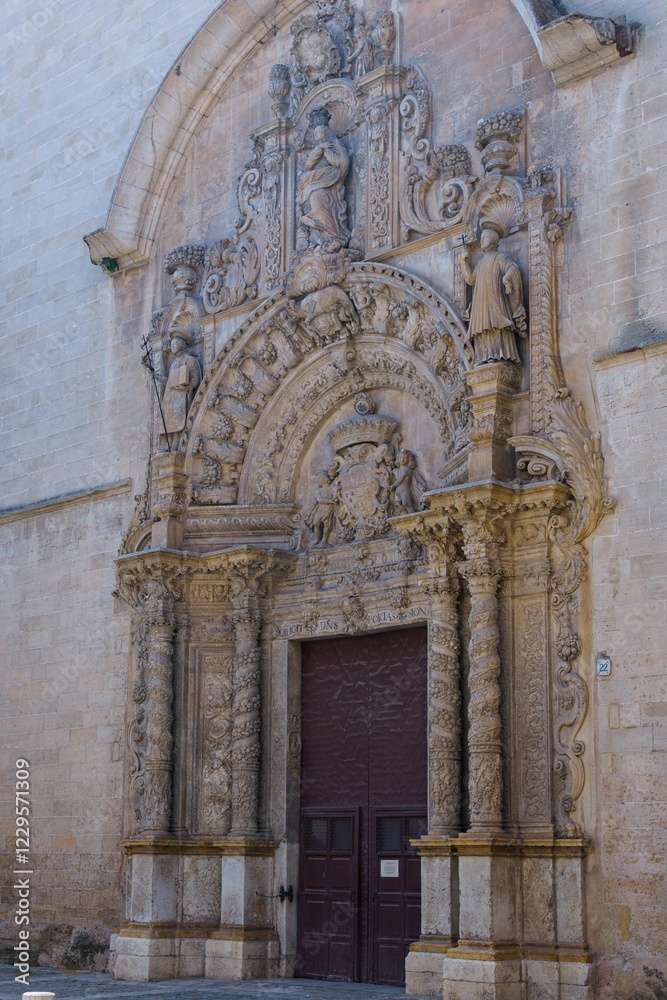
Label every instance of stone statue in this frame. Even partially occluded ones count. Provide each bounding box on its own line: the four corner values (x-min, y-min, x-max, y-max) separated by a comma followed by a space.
460, 223, 527, 365
393, 449, 424, 513
162, 335, 201, 438
305, 473, 338, 546
348, 17, 374, 78
296, 108, 350, 253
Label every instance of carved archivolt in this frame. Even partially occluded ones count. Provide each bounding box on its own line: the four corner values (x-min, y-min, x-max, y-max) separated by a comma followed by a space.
180, 263, 471, 507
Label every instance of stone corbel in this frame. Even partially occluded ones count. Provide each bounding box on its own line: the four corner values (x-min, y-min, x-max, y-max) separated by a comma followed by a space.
537, 13, 637, 86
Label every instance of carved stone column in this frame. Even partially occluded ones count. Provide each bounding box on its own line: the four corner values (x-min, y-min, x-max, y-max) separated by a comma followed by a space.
129, 580, 177, 836
392, 514, 462, 996
230, 608, 262, 837
459, 517, 504, 836
426, 566, 462, 837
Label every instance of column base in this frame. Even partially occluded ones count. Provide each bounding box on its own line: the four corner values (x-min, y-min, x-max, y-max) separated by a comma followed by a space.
524, 955, 595, 1000
112, 931, 208, 980
406, 936, 455, 995
444, 953, 524, 1000
442, 952, 595, 1000
205, 926, 280, 979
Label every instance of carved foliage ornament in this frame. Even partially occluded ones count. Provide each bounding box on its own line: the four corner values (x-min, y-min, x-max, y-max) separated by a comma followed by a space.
179, 265, 470, 507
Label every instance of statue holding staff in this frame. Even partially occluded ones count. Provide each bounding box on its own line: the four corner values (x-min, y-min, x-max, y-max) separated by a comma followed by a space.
461, 221, 527, 365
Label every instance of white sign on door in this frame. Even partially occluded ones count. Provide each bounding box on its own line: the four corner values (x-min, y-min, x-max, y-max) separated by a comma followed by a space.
380, 859, 399, 877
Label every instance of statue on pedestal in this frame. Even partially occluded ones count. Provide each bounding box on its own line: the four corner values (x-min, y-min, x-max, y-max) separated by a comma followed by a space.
296, 107, 351, 253
162, 334, 201, 440
461, 222, 527, 365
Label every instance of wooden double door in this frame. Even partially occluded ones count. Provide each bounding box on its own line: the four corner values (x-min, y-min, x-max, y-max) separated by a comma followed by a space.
297, 628, 428, 985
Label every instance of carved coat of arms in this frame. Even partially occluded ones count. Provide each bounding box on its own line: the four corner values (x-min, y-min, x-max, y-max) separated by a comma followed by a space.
304, 394, 426, 546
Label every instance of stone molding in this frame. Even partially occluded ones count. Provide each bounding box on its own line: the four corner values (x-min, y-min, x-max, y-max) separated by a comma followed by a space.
0, 479, 132, 525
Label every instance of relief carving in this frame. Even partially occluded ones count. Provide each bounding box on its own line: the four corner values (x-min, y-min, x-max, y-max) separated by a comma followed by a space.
399, 67, 473, 238
518, 599, 551, 825
302, 393, 426, 547
296, 107, 351, 254
201, 234, 260, 315
201, 652, 234, 833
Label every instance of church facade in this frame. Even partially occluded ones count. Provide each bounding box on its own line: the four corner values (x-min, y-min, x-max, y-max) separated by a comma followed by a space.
2, 1, 666, 998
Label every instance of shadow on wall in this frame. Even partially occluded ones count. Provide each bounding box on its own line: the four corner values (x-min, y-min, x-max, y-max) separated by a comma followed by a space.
600, 962, 667, 1000
0, 925, 109, 971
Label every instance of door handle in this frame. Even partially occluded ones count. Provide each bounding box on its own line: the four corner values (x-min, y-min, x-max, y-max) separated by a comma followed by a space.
372, 891, 378, 903
350, 889, 356, 901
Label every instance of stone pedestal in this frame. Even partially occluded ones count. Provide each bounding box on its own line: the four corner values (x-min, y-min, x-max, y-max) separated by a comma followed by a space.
444, 841, 522, 1000
406, 839, 458, 996
465, 363, 520, 483
113, 848, 219, 981
150, 451, 187, 550
205, 843, 279, 980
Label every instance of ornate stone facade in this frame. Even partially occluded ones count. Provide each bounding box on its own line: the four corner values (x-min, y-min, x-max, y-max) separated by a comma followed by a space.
3, 0, 648, 988
108, 12, 621, 990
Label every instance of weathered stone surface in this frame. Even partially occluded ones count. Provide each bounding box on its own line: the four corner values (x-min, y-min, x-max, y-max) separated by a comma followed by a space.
2, 0, 666, 996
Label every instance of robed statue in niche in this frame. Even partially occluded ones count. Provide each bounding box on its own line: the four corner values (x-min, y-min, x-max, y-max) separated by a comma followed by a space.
461, 222, 527, 365
296, 107, 351, 253
162, 333, 201, 441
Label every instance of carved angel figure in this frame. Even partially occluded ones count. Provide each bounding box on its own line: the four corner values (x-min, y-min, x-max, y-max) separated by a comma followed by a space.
461, 225, 527, 365
162, 336, 201, 438
297, 120, 351, 252
348, 18, 374, 78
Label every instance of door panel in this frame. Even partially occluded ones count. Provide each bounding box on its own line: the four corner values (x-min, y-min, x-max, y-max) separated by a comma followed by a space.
297, 810, 358, 981
372, 811, 428, 986
298, 628, 428, 985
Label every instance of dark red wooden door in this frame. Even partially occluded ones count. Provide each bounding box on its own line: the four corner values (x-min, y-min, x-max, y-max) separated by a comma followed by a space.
298, 628, 427, 984
372, 812, 428, 985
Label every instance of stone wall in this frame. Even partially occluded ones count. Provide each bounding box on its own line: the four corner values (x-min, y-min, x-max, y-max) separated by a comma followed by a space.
1, 0, 666, 992
2, 0, 221, 969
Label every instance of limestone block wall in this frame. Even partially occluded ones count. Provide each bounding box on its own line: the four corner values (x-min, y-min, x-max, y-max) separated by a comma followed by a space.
1, 0, 221, 969
592, 342, 667, 1000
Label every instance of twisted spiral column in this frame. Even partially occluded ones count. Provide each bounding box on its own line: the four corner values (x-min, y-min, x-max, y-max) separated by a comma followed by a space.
141, 620, 176, 833
460, 526, 504, 834
427, 577, 462, 836
230, 610, 262, 836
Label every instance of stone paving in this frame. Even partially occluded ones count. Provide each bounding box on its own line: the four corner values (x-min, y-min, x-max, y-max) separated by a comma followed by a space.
0, 969, 430, 1000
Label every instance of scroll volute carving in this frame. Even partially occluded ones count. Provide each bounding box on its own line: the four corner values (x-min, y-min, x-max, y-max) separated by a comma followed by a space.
399, 66, 473, 238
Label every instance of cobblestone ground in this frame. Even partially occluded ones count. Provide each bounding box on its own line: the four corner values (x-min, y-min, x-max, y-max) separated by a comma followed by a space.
0, 968, 429, 1000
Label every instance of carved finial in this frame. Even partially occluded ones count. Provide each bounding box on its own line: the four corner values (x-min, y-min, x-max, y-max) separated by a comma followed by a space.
268, 64, 291, 119
354, 392, 376, 415
475, 109, 524, 175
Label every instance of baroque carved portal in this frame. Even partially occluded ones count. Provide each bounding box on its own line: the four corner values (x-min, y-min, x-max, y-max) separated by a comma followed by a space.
116, 2, 615, 991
